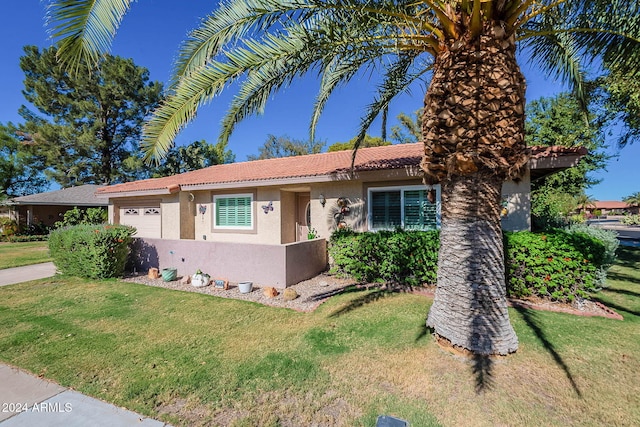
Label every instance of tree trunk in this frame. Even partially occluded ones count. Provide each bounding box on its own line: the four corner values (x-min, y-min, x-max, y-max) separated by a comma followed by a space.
422, 23, 528, 355
427, 173, 518, 355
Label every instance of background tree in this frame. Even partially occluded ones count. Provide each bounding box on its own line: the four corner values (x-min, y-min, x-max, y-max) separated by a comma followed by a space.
247, 135, 324, 160
327, 134, 390, 152
593, 57, 640, 148
48, 1, 640, 356
0, 122, 48, 196
19, 45, 163, 186
389, 109, 423, 144
152, 140, 234, 177
525, 93, 609, 229
623, 192, 640, 207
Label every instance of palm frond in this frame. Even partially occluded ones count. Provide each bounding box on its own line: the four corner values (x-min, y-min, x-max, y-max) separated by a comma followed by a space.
46, 0, 133, 72
352, 53, 430, 165
170, 0, 441, 87
519, 0, 640, 109
171, 0, 318, 87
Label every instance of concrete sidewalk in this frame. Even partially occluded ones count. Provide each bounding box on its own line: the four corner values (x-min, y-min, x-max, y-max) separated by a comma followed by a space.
0, 262, 57, 286
0, 364, 170, 426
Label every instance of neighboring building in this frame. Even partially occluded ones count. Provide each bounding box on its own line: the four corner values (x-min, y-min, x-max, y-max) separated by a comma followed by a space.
11, 185, 108, 230
579, 201, 639, 216
91, 144, 586, 288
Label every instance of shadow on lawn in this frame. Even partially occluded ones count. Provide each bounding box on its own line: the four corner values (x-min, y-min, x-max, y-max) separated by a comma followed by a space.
323, 283, 498, 394
606, 272, 640, 287
513, 305, 582, 397
324, 284, 415, 318
602, 286, 640, 298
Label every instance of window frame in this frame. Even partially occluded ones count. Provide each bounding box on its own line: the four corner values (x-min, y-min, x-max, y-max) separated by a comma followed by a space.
213, 193, 254, 230
367, 184, 441, 231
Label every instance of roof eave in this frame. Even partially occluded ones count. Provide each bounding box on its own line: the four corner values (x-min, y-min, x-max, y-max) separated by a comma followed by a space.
96, 184, 181, 199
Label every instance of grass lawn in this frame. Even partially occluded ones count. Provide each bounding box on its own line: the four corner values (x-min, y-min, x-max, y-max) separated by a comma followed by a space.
0, 249, 639, 426
0, 241, 51, 269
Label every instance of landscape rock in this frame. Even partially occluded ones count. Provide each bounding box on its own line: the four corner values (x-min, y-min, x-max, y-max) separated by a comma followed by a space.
148, 268, 159, 279
263, 287, 279, 298
283, 288, 299, 301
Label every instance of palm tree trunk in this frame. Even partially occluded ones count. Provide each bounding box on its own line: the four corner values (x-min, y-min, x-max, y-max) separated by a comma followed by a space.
422, 23, 528, 355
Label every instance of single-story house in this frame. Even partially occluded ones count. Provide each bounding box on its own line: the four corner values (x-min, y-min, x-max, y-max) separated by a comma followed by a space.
579, 201, 639, 216
11, 184, 108, 230
95, 143, 586, 288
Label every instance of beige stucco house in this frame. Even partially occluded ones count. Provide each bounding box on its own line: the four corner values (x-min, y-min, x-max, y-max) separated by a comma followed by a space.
96, 143, 585, 288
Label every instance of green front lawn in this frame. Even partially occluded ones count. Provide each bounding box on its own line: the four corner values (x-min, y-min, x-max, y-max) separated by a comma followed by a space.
0, 241, 51, 269
0, 248, 639, 426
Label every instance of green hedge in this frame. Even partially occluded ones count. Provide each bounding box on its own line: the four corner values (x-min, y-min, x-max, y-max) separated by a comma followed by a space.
329, 228, 614, 302
329, 229, 439, 286
504, 231, 603, 301
48, 224, 135, 279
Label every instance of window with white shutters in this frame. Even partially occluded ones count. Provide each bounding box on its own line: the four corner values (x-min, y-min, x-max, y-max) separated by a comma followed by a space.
369, 185, 440, 231
213, 194, 253, 229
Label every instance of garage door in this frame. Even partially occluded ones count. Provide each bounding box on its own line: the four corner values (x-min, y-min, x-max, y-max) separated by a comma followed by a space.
119, 206, 161, 238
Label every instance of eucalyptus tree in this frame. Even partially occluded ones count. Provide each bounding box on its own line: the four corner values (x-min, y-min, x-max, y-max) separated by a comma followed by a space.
47, 1, 640, 355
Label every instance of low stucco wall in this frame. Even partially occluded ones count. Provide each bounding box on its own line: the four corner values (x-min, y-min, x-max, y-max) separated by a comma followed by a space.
128, 237, 327, 289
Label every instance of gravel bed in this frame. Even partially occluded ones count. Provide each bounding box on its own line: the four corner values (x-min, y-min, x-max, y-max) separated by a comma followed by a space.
121, 272, 357, 312
122, 273, 621, 319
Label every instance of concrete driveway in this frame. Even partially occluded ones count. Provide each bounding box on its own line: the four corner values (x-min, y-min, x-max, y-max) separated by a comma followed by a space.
0, 262, 57, 286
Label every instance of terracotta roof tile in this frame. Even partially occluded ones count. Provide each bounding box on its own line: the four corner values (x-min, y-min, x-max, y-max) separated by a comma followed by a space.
593, 201, 632, 209
97, 143, 586, 195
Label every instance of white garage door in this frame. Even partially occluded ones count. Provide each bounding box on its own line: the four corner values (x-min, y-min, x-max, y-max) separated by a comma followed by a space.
119, 206, 161, 238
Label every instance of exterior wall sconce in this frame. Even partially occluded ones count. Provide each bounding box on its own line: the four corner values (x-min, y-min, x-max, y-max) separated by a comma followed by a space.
319, 194, 326, 207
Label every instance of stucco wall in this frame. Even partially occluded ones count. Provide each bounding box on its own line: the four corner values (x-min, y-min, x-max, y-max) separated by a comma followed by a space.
193, 187, 284, 244
311, 181, 365, 240
500, 169, 531, 232
161, 194, 181, 240
128, 237, 327, 288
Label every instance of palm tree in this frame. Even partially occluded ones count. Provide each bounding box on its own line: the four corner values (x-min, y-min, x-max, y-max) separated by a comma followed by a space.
47, 1, 640, 355
623, 192, 640, 207
575, 193, 596, 215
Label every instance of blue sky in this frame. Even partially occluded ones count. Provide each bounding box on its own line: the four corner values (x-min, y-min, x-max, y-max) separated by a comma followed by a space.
1, 1, 637, 200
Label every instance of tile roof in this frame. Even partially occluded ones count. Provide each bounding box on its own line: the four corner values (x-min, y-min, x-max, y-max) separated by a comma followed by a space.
592, 201, 632, 210
97, 143, 586, 195
12, 184, 109, 206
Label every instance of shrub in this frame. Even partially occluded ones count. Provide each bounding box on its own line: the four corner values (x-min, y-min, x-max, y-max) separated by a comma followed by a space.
329, 229, 439, 286
54, 206, 107, 228
331, 228, 613, 302
564, 225, 619, 289
504, 230, 607, 302
48, 224, 135, 279
565, 224, 618, 266
621, 214, 640, 226
0, 217, 18, 238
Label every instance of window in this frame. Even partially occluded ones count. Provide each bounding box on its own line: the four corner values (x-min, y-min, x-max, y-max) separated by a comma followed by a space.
368, 185, 440, 231
213, 194, 253, 229
123, 208, 139, 215
144, 207, 161, 215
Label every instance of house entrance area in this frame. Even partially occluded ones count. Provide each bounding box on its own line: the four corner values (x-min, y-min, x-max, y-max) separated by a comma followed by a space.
295, 192, 311, 242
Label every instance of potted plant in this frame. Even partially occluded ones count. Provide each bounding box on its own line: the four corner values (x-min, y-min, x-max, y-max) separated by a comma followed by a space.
191, 269, 210, 287
161, 250, 178, 282
238, 281, 253, 293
